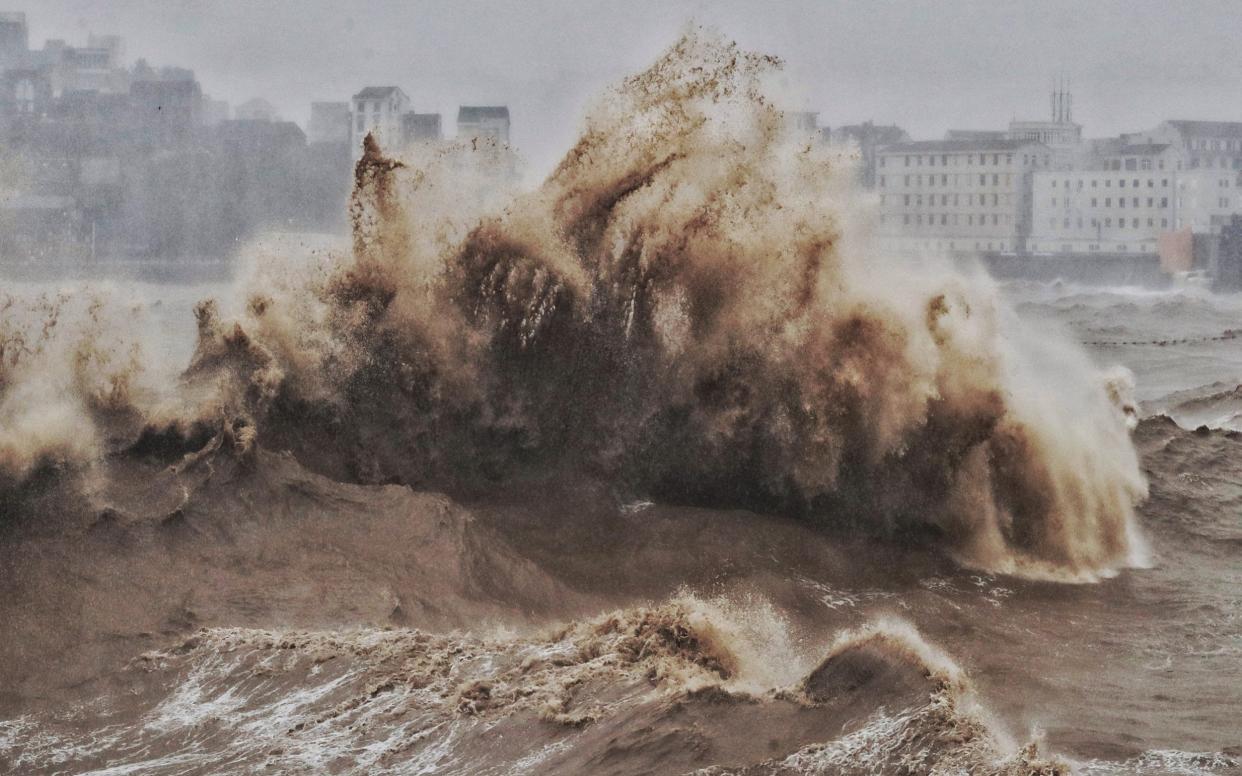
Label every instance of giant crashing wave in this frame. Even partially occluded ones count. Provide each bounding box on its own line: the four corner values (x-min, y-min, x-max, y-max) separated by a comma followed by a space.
0, 30, 1146, 580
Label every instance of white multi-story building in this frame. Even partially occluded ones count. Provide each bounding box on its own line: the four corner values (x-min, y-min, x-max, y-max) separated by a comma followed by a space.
350, 86, 410, 157
1029, 143, 1181, 254
875, 138, 1053, 256
1029, 141, 1242, 255
1125, 120, 1242, 172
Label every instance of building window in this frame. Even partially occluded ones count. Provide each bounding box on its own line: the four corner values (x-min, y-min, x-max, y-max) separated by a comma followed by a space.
1120, 179, 1126, 188
1161, 197, 1168, 207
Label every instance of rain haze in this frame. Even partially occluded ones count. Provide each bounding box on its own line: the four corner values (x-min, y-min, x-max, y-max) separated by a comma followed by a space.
26, 0, 1242, 176
4, 2, 1242, 775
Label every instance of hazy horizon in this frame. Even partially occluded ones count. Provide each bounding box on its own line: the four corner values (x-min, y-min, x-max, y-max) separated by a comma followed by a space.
24, 0, 1242, 178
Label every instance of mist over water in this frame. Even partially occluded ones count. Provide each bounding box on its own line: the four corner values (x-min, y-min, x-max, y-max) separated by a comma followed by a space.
1, 31, 1240, 776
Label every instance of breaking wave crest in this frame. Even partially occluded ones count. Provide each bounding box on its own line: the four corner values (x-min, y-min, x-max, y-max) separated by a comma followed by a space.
0, 31, 1145, 578
0, 604, 1070, 775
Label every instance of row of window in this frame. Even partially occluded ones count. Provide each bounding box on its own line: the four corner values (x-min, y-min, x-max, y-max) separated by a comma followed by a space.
1049, 196, 1170, 209
888, 193, 1011, 207
884, 213, 1014, 227
1044, 216, 1168, 230
1190, 138, 1242, 151
882, 173, 1014, 188
1030, 243, 1142, 253
880, 153, 1052, 169
1105, 158, 1165, 171
1049, 178, 1169, 190
885, 239, 1011, 252
1189, 156, 1242, 170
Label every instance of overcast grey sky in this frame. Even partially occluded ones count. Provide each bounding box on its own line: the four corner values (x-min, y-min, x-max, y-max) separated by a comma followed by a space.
26, 0, 1242, 176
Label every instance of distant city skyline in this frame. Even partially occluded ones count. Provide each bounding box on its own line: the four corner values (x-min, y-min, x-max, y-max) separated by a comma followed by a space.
19, 0, 1242, 178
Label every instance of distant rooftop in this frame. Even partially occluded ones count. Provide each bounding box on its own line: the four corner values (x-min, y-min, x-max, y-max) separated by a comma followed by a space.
1166, 120, 1242, 138
881, 138, 1045, 154
457, 105, 509, 122
945, 130, 1008, 141
353, 86, 405, 100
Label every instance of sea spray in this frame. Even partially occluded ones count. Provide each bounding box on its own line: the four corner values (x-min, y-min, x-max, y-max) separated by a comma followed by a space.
0, 30, 1146, 579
